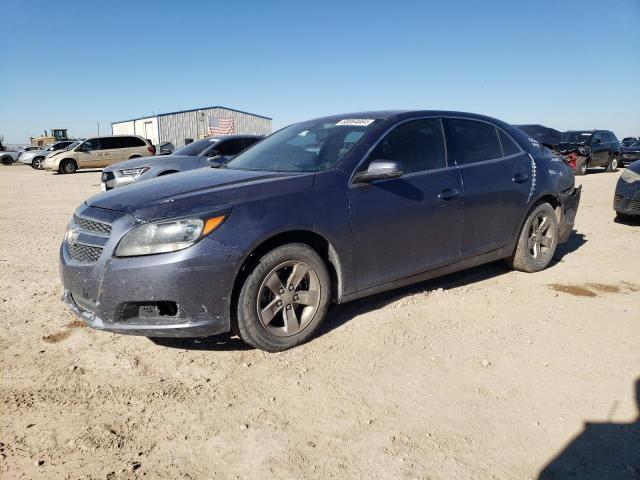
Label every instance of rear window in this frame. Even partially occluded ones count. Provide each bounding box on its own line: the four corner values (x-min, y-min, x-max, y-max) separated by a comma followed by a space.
450, 119, 503, 164
498, 130, 521, 156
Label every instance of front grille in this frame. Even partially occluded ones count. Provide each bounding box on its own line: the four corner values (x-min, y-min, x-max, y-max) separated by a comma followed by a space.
101, 171, 115, 182
73, 214, 111, 235
613, 195, 624, 209
68, 243, 103, 263
630, 200, 640, 212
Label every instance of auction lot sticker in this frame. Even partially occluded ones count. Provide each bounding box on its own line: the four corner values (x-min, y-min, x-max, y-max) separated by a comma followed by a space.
336, 119, 375, 126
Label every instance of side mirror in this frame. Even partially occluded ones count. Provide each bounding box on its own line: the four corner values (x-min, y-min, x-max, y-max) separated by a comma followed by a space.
353, 160, 403, 183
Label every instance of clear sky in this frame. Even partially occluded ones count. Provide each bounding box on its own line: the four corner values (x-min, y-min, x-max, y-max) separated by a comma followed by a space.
1, 0, 639, 144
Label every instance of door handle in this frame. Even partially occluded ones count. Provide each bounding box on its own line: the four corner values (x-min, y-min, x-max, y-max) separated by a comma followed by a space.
512, 173, 529, 183
438, 188, 461, 201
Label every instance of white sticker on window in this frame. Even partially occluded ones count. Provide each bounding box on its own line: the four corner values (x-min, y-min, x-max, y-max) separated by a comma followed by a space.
336, 119, 375, 127
298, 130, 310, 136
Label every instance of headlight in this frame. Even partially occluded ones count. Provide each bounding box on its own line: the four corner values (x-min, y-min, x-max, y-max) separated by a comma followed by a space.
115, 215, 226, 257
119, 166, 150, 176
621, 168, 640, 184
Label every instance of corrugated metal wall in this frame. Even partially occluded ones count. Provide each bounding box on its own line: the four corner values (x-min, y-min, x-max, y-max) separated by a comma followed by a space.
158, 108, 272, 147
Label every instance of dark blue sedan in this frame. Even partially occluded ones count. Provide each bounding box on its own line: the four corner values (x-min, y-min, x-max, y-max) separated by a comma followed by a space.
59, 111, 581, 351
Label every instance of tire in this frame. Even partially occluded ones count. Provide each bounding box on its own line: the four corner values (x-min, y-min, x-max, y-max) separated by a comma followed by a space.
59, 159, 77, 174
606, 155, 619, 172
506, 203, 559, 273
575, 158, 588, 176
31, 157, 45, 170
236, 243, 331, 352
1, 155, 12, 166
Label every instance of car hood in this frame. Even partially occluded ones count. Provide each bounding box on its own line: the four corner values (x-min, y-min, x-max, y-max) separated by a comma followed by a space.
86, 167, 316, 221
104, 154, 194, 172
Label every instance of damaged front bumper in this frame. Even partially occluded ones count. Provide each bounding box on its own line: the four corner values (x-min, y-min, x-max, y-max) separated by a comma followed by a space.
558, 185, 582, 243
60, 205, 243, 338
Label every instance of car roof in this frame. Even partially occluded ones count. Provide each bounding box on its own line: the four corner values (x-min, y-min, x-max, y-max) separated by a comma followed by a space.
305, 110, 516, 126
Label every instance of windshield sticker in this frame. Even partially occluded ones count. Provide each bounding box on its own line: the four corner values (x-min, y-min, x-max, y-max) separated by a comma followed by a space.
336, 119, 375, 127
298, 130, 310, 136
581, 133, 592, 136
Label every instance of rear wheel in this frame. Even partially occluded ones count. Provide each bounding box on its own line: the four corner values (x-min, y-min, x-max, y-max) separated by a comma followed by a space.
575, 158, 588, 176
507, 203, 559, 273
59, 159, 77, 174
31, 157, 45, 170
606, 155, 619, 172
236, 243, 331, 352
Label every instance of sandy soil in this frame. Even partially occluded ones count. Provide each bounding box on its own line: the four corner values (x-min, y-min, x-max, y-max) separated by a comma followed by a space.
1, 164, 638, 479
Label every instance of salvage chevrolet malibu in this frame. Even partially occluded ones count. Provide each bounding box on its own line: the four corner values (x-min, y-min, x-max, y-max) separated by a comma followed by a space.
60, 111, 581, 351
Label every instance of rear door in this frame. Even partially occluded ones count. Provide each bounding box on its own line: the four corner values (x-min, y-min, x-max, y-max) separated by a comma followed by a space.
348, 118, 464, 290
98, 137, 125, 167
446, 118, 532, 258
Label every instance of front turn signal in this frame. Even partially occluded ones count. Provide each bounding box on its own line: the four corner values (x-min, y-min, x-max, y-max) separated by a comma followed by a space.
203, 215, 226, 235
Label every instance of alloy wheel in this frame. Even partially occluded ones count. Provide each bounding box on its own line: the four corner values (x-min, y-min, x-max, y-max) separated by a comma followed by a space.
528, 212, 555, 260
256, 261, 321, 337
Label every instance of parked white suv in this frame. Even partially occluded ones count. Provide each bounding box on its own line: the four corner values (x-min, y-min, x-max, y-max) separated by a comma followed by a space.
43, 135, 155, 174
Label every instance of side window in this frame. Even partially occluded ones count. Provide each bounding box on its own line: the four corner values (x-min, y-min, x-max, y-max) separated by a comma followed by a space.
216, 138, 245, 156
367, 118, 446, 174
592, 132, 602, 144
450, 119, 503, 164
100, 137, 122, 150
498, 129, 521, 156
82, 138, 101, 151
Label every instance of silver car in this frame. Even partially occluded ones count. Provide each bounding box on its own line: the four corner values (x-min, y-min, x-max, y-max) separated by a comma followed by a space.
100, 135, 262, 190
19, 141, 77, 169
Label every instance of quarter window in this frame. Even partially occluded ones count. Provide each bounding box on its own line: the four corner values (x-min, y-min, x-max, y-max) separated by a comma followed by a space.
498, 129, 521, 156
450, 119, 503, 164
367, 118, 446, 174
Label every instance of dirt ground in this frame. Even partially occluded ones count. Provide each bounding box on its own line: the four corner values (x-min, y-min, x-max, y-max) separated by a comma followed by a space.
1, 164, 638, 479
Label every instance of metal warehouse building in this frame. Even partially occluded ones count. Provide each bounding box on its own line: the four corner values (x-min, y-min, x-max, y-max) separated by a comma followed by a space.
111, 106, 272, 148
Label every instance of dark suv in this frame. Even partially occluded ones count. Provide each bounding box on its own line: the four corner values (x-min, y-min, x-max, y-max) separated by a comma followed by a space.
559, 130, 621, 175
60, 111, 581, 352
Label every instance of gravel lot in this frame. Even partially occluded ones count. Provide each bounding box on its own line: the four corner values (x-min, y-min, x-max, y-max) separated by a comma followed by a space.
1, 164, 638, 479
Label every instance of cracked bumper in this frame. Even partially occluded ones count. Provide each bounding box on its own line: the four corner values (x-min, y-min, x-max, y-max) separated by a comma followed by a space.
60, 235, 243, 338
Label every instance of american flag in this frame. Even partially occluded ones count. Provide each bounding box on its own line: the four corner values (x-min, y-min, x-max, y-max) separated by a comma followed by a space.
208, 117, 235, 135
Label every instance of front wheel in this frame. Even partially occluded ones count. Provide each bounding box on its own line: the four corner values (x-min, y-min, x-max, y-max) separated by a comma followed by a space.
506, 203, 559, 273
236, 243, 331, 352
32, 157, 45, 170
59, 159, 77, 174
606, 155, 619, 172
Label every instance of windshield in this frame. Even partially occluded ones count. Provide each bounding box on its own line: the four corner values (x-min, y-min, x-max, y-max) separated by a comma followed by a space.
172, 139, 218, 156
66, 141, 81, 151
562, 131, 592, 144
226, 118, 378, 172
630, 141, 640, 148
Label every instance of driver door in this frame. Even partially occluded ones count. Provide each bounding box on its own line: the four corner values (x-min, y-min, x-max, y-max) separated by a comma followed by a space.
348, 118, 464, 291
75, 138, 102, 169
